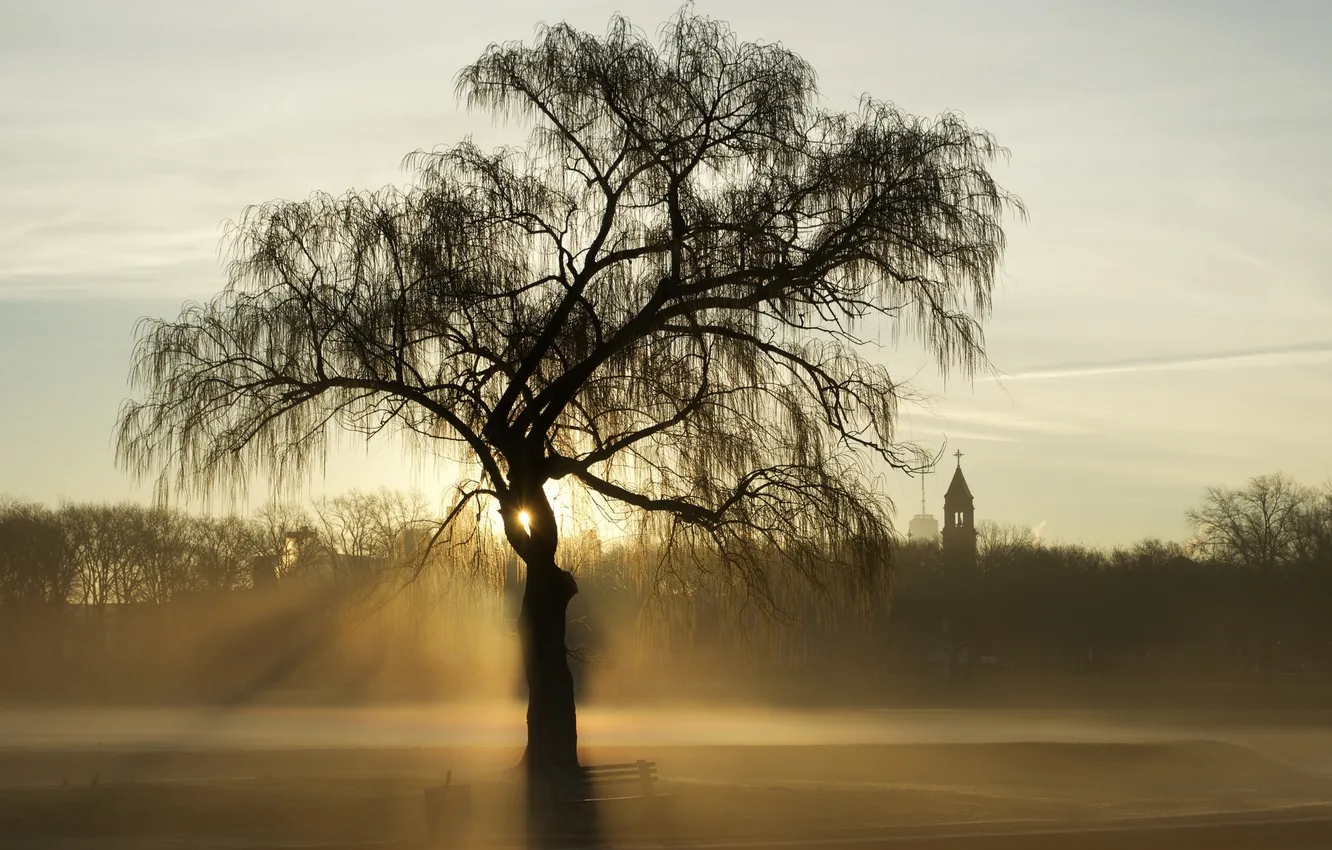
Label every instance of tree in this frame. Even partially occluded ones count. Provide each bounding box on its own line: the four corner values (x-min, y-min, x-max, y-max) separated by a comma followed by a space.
1187, 473, 1309, 576
311, 488, 432, 585
1188, 473, 1311, 676
0, 500, 74, 608
250, 501, 318, 582
62, 503, 143, 610
977, 520, 1040, 570
1290, 482, 1332, 573
188, 514, 262, 591
116, 9, 1019, 781
132, 507, 199, 604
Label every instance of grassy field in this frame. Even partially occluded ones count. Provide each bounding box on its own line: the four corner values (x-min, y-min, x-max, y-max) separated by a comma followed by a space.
1, 736, 1330, 848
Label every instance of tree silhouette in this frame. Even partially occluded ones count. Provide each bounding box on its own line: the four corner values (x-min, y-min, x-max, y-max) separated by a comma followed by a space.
1188, 474, 1308, 577
0, 500, 73, 607
116, 9, 1019, 780
1188, 473, 1311, 678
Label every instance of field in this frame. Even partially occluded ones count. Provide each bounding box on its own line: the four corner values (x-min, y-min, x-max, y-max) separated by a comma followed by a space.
1, 704, 1331, 848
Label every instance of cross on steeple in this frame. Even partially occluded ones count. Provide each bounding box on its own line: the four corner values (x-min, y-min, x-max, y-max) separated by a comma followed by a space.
954, 449, 964, 467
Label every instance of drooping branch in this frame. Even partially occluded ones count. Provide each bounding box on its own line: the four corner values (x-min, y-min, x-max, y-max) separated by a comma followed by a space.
118, 7, 1020, 603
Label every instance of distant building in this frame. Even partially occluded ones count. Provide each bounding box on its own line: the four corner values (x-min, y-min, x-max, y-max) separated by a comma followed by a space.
396, 527, 430, 562
908, 512, 940, 542
251, 554, 279, 590
907, 470, 940, 542
941, 450, 977, 570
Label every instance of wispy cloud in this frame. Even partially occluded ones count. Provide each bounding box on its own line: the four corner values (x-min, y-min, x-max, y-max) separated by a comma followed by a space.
1003, 343, 1332, 382
936, 408, 1085, 436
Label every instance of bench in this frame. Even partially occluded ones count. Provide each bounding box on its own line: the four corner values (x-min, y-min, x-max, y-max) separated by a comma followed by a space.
549, 760, 670, 837
556, 759, 659, 803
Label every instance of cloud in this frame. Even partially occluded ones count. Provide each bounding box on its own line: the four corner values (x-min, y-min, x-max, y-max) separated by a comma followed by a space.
935, 430, 1020, 444
934, 408, 1085, 436
1003, 343, 1332, 382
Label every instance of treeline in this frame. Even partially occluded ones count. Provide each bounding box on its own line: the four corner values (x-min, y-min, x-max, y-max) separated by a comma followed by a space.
0, 491, 511, 702
0, 490, 441, 609
1, 473, 1330, 704
884, 474, 1332, 681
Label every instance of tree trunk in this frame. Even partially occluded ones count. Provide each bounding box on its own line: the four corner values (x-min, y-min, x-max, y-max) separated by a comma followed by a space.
519, 555, 580, 775
499, 478, 592, 844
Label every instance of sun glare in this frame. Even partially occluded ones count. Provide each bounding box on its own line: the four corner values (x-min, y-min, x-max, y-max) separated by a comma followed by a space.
518, 510, 532, 535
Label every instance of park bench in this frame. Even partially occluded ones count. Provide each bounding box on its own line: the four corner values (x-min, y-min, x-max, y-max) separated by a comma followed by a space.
424, 761, 668, 844
550, 759, 670, 837
556, 759, 660, 803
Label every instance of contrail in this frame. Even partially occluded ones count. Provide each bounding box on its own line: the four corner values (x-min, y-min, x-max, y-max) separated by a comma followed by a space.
1001, 342, 1332, 382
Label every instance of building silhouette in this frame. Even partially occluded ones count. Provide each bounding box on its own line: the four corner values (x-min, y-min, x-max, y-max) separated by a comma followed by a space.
907, 470, 940, 542
941, 450, 977, 570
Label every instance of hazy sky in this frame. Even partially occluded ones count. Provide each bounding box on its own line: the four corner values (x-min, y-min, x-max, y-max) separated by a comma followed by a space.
3, 0, 1331, 545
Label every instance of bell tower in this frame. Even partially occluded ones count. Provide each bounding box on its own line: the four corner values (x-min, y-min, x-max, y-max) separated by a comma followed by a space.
942, 450, 977, 569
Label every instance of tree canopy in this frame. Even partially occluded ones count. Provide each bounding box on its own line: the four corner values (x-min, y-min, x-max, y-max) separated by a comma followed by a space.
118, 8, 1020, 601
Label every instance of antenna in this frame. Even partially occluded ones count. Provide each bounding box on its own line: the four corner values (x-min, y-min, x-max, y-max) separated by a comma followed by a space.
920, 468, 927, 516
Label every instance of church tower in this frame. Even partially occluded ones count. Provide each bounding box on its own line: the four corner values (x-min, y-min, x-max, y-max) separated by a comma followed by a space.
941, 450, 977, 569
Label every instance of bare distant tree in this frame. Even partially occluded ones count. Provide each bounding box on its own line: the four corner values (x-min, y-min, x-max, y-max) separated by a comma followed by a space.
117, 9, 1020, 779
61, 504, 144, 610
1290, 482, 1332, 570
250, 502, 319, 581
133, 507, 198, 604
1188, 473, 1309, 576
311, 489, 433, 582
977, 521, 1040, 562
1188, 473, 1312, 677
188, 514, 262, 591
0, 500, 74, 607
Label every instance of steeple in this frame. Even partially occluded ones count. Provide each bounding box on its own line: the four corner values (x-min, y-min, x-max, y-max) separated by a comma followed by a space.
945, 450, 973, 502
941, 450, 977, 568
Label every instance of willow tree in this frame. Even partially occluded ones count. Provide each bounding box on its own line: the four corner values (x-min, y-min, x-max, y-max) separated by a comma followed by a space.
117, 10, 1019, 778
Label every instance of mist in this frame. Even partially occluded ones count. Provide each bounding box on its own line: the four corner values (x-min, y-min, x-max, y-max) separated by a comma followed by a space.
6, 1, 1332, 848
4, 483, 1332, 847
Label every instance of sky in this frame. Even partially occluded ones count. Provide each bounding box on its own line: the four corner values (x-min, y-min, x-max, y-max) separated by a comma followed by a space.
2, 0, 1331, 546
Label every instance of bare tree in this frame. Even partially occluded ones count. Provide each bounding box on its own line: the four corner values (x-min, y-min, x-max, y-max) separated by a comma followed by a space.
977, 521, 1040, 565
188, 514, 262, 591
61, 504, 143, 609
0, 500, 74, 607
117, 9, 1019, 778
1188, 473, 1309, 576
1188, 473, 1312, 677
250, 502, 319, 581
133, 507, 198, 604
1290, 482, 1332, 571
311, 488, 433, 583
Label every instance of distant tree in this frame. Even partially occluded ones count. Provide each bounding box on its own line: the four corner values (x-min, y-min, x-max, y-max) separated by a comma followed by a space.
0, 500, 74, 607
976, 520, 1040, 569
1188, 473, 1312, 676
1187, 474, 1309, 576
250, 502, 319, 581
188, 514, 262, 591
133, 507, 199, 604
311, 488, 432, 583
1289, 483, 1332, 572
61, 503, 143, 610
116, 9, 1019, 780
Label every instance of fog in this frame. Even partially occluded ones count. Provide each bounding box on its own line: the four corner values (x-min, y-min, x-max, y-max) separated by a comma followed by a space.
3, 703, 1332, 756
5, 500, 1332, 846
3, 701, 1332, 848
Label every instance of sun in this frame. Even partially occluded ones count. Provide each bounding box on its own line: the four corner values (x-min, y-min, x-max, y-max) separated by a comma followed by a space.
518, 510, 532, 535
